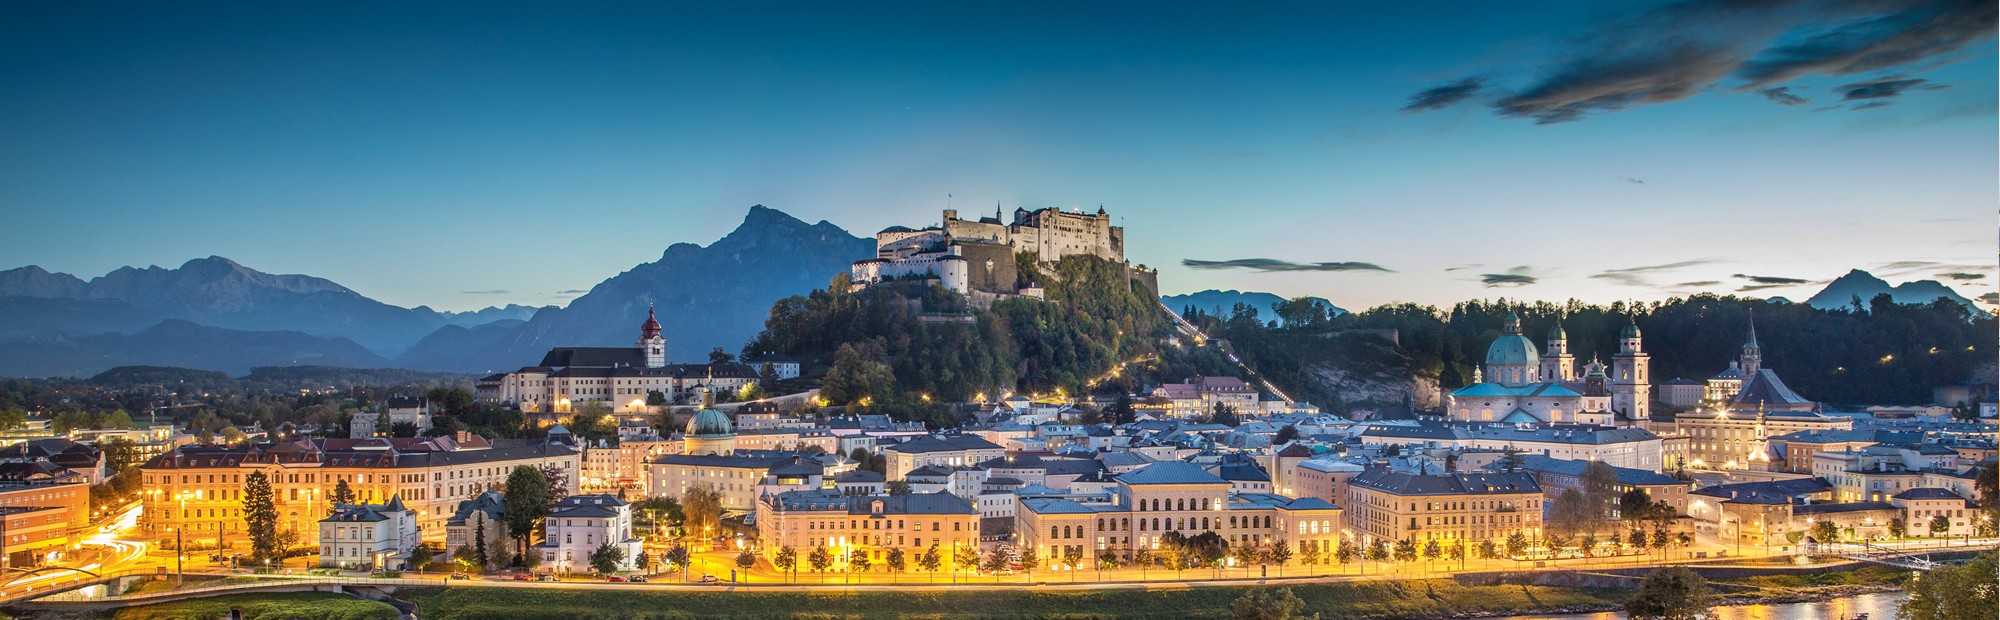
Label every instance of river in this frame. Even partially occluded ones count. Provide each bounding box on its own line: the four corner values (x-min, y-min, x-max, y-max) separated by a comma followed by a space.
1529, 591, 1908, 620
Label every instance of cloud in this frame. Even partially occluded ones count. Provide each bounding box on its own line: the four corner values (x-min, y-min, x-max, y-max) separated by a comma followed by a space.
554, 289, 588, 294
1732, 273, 1812, 285
1677, 280, 1723, 287
1618, 177, 1646, 184
1980, 293, 1999, 304
1405, 0, 1996, 123
460, 289, 513, 295
1758, 86, 1810, 105
1443, 264, 1483, 272
1839, 77, 1933, 99
1402, 77, 1486, 112
1937, 272, 1985, 280
1182, 258, 1392, 273
1739, 283, 1792, 292
1591, 258, 1719, 286
1850, 100, 1894, 109
1479, 266, 1538, 287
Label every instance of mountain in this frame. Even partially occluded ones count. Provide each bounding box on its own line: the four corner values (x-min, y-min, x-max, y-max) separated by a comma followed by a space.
436, 304, 547, 327
0, 320, 392, 377
401, 206, 875, 372
0, 256, 449, 355
393, 319, 528, 371
1162, 289, 1346, 317
1804, 269, 1982, 314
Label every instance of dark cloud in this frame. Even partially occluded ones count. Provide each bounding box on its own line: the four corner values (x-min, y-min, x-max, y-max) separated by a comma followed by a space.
1402, 77, 1486, 112
1758, 86, 1810, 105
461, 289, 513, 295
554, 289, 588, 294
1479, 266, 1538, 287
1619, 177, 1647, 184
1734, 0, 1997, 86
1739, 283, 1791, 292
1590, 259, 1718, 286
1182, 258, 1392, 273
1839, 77, 1931, 99
1443, 264, 1483, 272
1678, 280, 1723, 287
1937, 272, 1985, 280
1732, 273, 1812, 285
1980, 293, 1999, 304
1850, 100, 1894, 109
1406, 0, 1996, 123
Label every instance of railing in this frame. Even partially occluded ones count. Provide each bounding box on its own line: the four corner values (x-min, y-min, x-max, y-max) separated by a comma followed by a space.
14, 571, 447, 605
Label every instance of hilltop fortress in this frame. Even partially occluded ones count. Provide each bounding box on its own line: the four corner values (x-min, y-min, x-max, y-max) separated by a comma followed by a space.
852, 206, 1155, 303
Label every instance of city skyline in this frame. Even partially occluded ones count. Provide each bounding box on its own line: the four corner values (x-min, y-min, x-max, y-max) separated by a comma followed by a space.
2, 1, 1993, 312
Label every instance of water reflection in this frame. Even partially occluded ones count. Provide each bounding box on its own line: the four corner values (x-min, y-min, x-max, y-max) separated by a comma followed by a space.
1532, 592, 1907, 620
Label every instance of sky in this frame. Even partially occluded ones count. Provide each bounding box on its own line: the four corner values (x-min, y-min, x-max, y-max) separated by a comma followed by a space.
1, 1, 1993, 312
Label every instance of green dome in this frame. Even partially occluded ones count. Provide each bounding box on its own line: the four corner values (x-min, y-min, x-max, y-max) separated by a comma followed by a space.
686, 408, 733, 436
1621, 322, 1642, 338
1485, 333, 1541, 365
1547, 324, 1567, 341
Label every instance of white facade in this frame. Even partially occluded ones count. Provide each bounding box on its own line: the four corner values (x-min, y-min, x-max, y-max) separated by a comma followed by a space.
535, 494, 642, 574
318, 496, 420, 570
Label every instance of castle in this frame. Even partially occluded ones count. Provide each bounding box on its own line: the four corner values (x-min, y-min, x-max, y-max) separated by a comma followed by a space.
1444, 313, 1651, 425
850, 206, 1142, 299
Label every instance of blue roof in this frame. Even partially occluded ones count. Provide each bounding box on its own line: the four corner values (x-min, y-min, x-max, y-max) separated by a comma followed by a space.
1114, 461, 1227, 486
1500, 408, 1541, 424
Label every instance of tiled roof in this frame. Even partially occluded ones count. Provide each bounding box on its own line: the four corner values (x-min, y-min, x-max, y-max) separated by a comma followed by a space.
1349, 468, 1540, 496
1114, 461, 1228, 486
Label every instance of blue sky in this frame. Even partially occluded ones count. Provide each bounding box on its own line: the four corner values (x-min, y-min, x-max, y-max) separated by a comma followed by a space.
2, 1, 1993, 311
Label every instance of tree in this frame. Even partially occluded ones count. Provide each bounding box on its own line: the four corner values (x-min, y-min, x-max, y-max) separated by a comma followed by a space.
774, 546, 798, 582
1367, 539, 1390, 563
1421, 539, 1442, 567
1579, 534, 1599, 557
1233, 544, 1259, 573
1393, 538, 1418, 564
709, 347, 736, 365
1134, 546, 1154, 577
539, 462, 571, 509
1618, 489, 1653, 528
1627, 529, 1647, 551
1231, 588, 1318, 620
332, 479, 357, 507
757, 363, 781, 392
589, 542, 625, 575
635, 550, 653, 574
241, 471, 278, 564
885, 480, 913, 496
886, 547, 906, 577
664, 545, 692, 581
953, 545, 979, 580
1546, 533, 1572, 555
504, 465, 549, 562
1498, 446, 1525, 472
1274, 425, 1300, 445
1811, 519, 1841, 546
1207, 402, 1241, 427
919, 544, 943, 581
1019, 545, 1040, 578
737, 547, 758, 577
808, 546, 832, 582
410, 543, 435, 573
1096, 548, 1121, 574
1552, 489, 1592, 537
1900, 551, 1997, 620
1889, 517, 1908, 542
1473, 540, 1496, 560
273, 527, 300, 568
1582, 460, 1620, 532
1503, 532, 1528, 558
520, 544, 542, 571
1625, 567, 1714, 620
1444, 540, 1465, 564
1928, 514, 1951, 538
981, 549, 1008, 576
682, 485, 724, 542
1107, 395, 1137, 425
1061, 546, 1084, 580
0, 408, 25, 431
1269, 540, 1293, 574
473, 513, 491, 568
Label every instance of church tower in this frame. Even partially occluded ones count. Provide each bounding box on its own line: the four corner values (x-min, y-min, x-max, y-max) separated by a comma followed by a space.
638, 304, 666, 368
1540, 323, 1576, 383
1740, 309, 1762, 378
1610, 320, 1651, 422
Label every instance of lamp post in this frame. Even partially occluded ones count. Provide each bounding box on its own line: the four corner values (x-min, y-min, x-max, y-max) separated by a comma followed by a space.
175, 491, 190, 587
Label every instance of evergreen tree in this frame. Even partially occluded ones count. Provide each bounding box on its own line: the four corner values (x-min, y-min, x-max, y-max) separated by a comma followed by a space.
473, 513, 490, 568
241, 471, 278, 564
504, 465, 550, 563
331, 479, 356, 507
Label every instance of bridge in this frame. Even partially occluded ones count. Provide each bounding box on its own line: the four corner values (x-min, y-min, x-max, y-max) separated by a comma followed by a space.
1827, 541, 1942, 571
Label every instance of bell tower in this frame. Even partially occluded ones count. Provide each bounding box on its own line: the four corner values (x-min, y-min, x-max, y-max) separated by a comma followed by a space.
638, 304, 666, 368
1610, 320, 1651, 422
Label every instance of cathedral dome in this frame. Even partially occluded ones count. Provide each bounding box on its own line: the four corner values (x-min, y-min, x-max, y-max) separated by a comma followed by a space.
686, 408, 732, 437
1486, 333, 1541, 365
1621, 322, 1642, 338
1547, 324, 1567, 341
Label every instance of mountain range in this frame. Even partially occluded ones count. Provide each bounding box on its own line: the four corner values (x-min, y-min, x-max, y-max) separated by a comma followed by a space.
1161, 289, 1346, 317
0, 206, 874, 377
1804, 269, 1983, 314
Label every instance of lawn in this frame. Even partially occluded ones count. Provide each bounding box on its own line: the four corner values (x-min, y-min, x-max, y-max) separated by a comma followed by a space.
106, 592, 399, 620
401, 580, 1626, 620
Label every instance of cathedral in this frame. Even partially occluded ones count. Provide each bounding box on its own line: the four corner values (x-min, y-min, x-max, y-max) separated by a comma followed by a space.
1445, 313, 1651, 425
474, 306, 759, 413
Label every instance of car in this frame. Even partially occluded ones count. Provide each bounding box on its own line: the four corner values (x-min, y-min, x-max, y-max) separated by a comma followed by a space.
449, 573, 470, 581
699, 574, 719, 584
512, 573, 533, 581
607, 575, 629, 583
628, 575, 647, 583
536, 574, 558, 582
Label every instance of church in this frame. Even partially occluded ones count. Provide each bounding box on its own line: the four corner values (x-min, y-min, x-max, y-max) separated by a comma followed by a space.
475, 306, 758, 413
1445, 313, 1652, 425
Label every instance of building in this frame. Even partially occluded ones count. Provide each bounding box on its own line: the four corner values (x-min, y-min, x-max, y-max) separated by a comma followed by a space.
1344, 468, 1543, 549
534, 494, 642, 574
1890, 488, 1983, 538
648, 451, 852, 515
442, 490, 508, 558
1676, 407, 1851, 472
885, 435, 1005, 481
1499, 455, 1692, 516
1152, 376, 1261, 418
743, 353, 802, 381
350, 397, 433, 439
0, 439, 104, 484
850, 206, 1152, 300
0, 461, 90, 567
139, 435, 579, 548
318, 496, 420, 570
476, 307, 758, 413
1013, 461, 1343, 566
1445, 314, 1645, 424
1659, 379, 1706, 409
754, 490, 981, 571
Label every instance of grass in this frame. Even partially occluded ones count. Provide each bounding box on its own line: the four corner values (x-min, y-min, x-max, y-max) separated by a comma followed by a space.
103, 593, 399, 620
401, 580, 1627, 620
1709, 564, 1909, 597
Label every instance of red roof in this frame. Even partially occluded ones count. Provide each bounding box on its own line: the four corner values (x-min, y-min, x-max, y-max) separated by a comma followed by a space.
641, 305, 662, 339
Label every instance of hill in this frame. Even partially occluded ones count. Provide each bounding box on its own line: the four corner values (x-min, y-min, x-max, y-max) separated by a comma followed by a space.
1805, 269, 1982, 314
404, 206, 875, 372
0, 320, 392, 378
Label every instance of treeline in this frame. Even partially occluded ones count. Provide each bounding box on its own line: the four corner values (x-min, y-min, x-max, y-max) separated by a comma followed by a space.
745, 256, 1169, 425
1192, 293, 1996, 408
